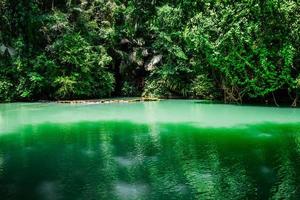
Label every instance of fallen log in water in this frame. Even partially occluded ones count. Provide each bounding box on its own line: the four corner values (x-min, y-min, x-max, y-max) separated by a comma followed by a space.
56, 98, 160, 104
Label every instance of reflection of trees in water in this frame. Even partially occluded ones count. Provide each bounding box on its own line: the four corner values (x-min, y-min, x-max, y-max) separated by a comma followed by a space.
271, 151, 296, 199
0, 111, 3, 130
270, 133, 299, 199
0, 150, 4, 178
144, 129, 195, 200
0, 122, 300, 199
171, 127, 254, 200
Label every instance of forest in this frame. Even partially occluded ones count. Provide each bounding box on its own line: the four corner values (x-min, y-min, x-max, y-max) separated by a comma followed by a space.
1, 0, 300, 106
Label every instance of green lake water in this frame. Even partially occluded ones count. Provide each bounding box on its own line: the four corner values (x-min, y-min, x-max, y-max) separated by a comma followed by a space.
1, 100, 300, 200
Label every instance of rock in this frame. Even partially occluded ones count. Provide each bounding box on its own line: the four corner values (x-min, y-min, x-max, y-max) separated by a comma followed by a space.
120, 38, 131, 45
145, 55, 163, 71
0, 44, 16, 56
129, 49, 144, 66
142, 49, 149, 57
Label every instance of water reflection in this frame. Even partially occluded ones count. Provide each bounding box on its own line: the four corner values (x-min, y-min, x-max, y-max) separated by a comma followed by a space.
0, 121, 300, 199
0, 153, 4, 176
114, 182, 149, 200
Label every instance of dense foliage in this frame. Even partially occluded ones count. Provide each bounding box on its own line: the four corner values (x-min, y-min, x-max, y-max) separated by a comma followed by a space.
1, 0, 300, 105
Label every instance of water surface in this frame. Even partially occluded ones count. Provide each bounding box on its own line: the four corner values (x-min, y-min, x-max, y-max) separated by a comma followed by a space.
0, 100, 300, 199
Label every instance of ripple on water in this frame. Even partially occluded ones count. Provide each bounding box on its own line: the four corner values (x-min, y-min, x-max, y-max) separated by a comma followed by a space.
257, 132, 273, 138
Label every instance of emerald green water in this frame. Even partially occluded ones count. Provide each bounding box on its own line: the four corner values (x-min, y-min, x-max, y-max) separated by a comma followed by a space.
1, 100, 300, 200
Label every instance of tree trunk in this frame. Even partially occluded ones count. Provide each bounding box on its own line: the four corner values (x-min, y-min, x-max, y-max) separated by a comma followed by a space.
292, 93, 298, 107
272, 92, 279, 107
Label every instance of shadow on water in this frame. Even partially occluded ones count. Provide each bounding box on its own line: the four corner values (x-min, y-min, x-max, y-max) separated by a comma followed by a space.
0, 121, 300, 200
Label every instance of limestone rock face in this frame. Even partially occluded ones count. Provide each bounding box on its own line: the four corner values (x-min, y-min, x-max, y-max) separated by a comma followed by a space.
145, 55, 163, 71
0, 44, 16, 56
129, 49, 144, 66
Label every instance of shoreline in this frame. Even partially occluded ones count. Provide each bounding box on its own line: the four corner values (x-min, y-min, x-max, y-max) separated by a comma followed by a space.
1, 98, 298, 108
